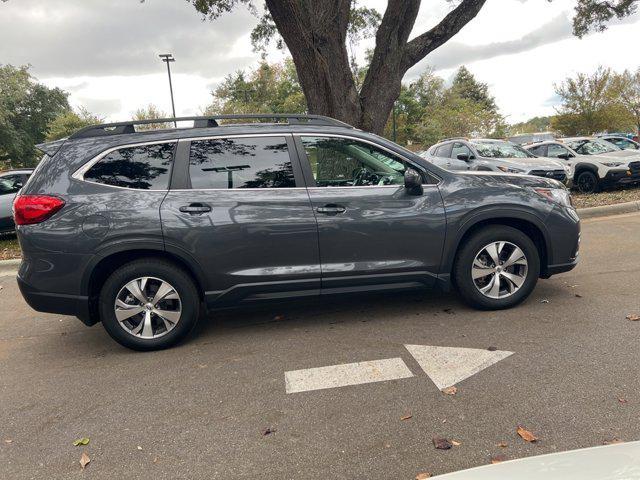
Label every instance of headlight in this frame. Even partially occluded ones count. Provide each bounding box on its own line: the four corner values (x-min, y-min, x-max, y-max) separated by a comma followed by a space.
600, 161, 624, 167
497, 165, 526, 174
533, 187, 572, 208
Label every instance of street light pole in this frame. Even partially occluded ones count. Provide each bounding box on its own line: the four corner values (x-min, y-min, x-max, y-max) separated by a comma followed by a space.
159, 53, 177, 127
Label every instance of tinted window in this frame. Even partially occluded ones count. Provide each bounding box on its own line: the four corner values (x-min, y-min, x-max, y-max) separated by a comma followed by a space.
434, 144, 450, 157
189, 137, 295, 189
85, 143, 175, 190
609, 138, 638, 150
547, 144, 571, 158
451, 142, 472, 159
300, 136, 409, 187
0, 175, 23, 195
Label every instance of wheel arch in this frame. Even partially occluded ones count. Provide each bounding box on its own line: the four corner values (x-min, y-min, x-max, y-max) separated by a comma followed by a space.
83, 245, 207, 324
444, 210, 551, 281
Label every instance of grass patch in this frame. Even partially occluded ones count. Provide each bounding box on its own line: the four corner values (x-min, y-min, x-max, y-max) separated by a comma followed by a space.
0, 234, 21, 260
572, 185, 640, 209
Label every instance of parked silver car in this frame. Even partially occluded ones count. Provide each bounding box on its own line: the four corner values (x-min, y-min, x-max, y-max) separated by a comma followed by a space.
0, 169, 33, 233
422, 138, 570, 184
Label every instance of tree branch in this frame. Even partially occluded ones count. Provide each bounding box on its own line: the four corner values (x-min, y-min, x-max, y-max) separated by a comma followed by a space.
402, 0, 487, 70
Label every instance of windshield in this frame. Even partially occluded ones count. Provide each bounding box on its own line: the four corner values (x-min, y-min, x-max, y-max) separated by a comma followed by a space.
567, 139, 619, 155
473, 141, 534, 159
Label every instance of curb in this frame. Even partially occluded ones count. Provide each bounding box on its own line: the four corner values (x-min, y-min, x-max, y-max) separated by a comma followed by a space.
577, 200, 640, 220
0, 202, 637, 265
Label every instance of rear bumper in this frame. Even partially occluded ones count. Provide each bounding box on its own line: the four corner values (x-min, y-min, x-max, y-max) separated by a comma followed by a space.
17, 275, 96, 326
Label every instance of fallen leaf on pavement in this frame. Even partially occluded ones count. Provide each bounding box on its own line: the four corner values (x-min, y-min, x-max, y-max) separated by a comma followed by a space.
618, 397, 628, 404
416, 473, 431, 479
626, 314, 640, 321
491, 455, 507, 464
496, 442, 508, 448
575, 294, 582, 298
603, 438, 624, 445
487, 346, 497, 351
517, 426, 538, 442
4, 439, 13, 444
137, 446, 143, 451
433, 437, 453, 450
79, 452, 90, 470
73, 438, 90, 446
451, 440, 461, 446
441, 386, 457, 395
262, 427, 276, 436
400, 414, 412, 421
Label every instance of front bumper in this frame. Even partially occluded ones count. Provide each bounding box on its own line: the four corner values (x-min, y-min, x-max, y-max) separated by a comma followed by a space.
17, 274, 95, 326
602, 167, 640, 187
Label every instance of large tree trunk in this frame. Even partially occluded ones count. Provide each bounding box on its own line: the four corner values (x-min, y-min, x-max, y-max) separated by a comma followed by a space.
265, 0, 487, 135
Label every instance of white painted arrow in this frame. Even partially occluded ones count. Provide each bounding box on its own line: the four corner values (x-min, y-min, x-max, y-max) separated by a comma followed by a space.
404, 345, 513, 389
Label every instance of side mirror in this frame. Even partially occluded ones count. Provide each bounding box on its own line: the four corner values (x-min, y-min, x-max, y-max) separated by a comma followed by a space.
557, 153, 571, 160
404, 168, 424, 196
456, 153, 470, 161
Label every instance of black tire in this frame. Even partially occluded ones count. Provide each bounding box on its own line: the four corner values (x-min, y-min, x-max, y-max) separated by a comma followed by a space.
575, 170, 600, 194
99, 259, 200, 351
453, 226, 540, 310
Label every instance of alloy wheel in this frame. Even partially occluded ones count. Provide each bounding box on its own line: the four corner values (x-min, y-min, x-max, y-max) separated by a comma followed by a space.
114, 276, 182, 339
472, 241, 528, 299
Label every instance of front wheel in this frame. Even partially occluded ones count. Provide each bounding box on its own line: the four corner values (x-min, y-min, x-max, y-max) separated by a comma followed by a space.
99, 259, 200, 351
575, 170, 600, 194
454, 226, 540, 310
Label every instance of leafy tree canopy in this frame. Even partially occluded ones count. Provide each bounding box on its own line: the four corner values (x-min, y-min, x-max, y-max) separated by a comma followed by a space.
0, 64, 69, 167
46, 107, 103, 141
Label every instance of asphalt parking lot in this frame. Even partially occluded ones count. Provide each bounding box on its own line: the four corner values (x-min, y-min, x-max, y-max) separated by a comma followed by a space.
1, 212, 640, 480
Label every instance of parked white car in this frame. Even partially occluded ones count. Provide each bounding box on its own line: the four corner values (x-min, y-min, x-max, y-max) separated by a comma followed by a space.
435, 441, 640, 480
525, 139, 640, 193
0, 169, 33, 233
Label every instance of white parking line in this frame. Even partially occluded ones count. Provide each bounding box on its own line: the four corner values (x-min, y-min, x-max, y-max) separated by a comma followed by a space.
285, 358, 414, 394
405, 344, 513, 389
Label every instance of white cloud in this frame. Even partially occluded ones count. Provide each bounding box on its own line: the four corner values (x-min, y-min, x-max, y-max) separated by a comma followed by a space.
2, 0, 639, 124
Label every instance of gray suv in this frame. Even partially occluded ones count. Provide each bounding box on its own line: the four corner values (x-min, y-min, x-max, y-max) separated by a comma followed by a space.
15, 115, 580, 350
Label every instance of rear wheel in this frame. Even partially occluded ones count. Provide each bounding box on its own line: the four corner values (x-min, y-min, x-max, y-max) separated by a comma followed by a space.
576, 170, 600, 193
454, 226, 540, 310
99, 259, 200, 350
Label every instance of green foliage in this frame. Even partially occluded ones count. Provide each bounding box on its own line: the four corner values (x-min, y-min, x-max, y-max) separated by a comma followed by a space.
46, 108, 103, 141
573, 0, 638, 37
612, 67, 640, 133
203, 59, 306, 116
508, 116, 553, 135
132, 104, 171, 130
386, 66, 506, 147
0, 65, 69, 167
552, 66, 634, 135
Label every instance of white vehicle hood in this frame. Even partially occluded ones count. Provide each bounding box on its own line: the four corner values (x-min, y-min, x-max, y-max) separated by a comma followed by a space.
497, 157, 566, 170
596, 150, 640, 160
435, 442, 640, 480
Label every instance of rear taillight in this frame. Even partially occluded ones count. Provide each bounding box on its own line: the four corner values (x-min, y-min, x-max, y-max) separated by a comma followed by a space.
13, 195, 65, 226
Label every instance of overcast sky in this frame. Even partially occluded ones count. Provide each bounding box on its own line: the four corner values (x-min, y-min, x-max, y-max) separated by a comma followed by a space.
1, 0, 639, 123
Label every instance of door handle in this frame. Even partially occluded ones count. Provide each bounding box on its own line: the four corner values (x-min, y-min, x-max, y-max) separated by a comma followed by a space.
179, 203, 212, 214
316, 204, 346, 215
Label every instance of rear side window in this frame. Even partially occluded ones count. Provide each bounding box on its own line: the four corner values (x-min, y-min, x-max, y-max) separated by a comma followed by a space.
434, 144, 451, 157
528, 145, 547, 157
84, 143, 175, 190
189, 136, 295, 189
